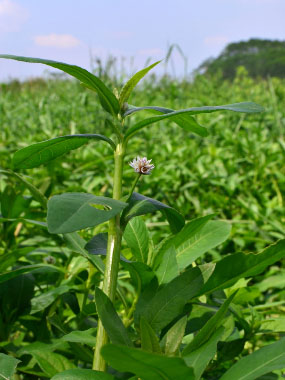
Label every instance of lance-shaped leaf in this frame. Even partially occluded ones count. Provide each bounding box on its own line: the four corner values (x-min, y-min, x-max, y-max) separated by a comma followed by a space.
140, 316, 162, 353
124, 105, 208, 137
153, 214, 214, 269
95, 288, 133, 347
124, 102, 264, 139
137, 267, 204, 331
119, 61, 161, 108
198, 239, 285, 295
123, 217, 149, 263
51, 369, 115, 380
0, 55, 119, 115
0, 353, 21, 380
13, 134, 115, 169
220, 338, 285, 380
85, 233, 131, 262
0, 169, 47, 207
182, 292, 237, 355
122, 192, 184, 234
101, 344, 195, 380
47, 193, 127, 234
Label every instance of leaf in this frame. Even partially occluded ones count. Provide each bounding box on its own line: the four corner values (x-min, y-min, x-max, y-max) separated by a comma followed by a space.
19, 350, 75, 377
153, 214, 214, 269
0, 247, 35, 272
122, 192, 184, 234
0, 264, 60, 284
122, 261, 156, 290
85, 233, 108, 255
0, 55, 119, 115
51, 369, 115, 380
59, 328, 97, 346
64, 232, 105, 274
182, 291, 237, 355
12, 134, 115, 169
119, 61, 161, 108
47, 193, 127, 234
124, 105, 208, 137
95, 288, 133, 347
0, 170, 47, 207
220, 338, 285, 380
162, 315, 187, 355
31, 285, 70, 314
199, 239, 285, 295
101, 344, 195, 380
155, 245, 179, 284
176, 221, 231, 270
124, 217, 149, 263
124, 102, 264, 139
138, 267, 204, 331
140, 317, 162, 353
0, 353, 21, 380
85, 232, 130, 262
260, 318, 285, 333
183, 327, 225, 379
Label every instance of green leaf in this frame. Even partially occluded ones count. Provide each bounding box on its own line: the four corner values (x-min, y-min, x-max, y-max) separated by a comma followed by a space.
140, 317, 162, 353
124, 217, 149, 263
125, 102, 264, 139
122, 192, 184, 234
64, 232, 105, 274
85, 233, 108, 255
0, 353, 21, 380
47, 193, 127, 234
0, 55, 119, 115
0, 264, 60, 284
13, 134, 115, 169
0, 170, 47, 207
183, 327, 225, 379
101, 344, 195, 380
260, 318, 285, 333
124, 105, 208, 137
137, 267, 204, 331
19, 350, 75, 377
155, 245, 179, 284
162, 315, 187, 355
30, 285, 70, 314
0, 247, 35, 272
182, 291, 237, 355
153, 214, 214, 269
119, 61, 161, 108
176, 220, 231, 270
51, 369, 115, 380
59, 328, 97, 346
199, 239, 285, 295
122, 261, 156, 290
220, 338, 285, 380
95, 288, 133, 346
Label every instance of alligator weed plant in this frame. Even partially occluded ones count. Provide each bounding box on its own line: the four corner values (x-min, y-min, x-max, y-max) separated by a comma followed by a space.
0, 55, 285, 380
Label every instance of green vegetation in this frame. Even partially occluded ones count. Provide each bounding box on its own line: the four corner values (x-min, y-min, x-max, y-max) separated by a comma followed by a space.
0, 59, 284, 379
198, 38, 285, 79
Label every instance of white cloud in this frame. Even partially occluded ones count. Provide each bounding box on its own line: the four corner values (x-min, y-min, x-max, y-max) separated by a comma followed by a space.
204, 35, 229, 47
0, 0, 28, 33
34, 34, 81, 48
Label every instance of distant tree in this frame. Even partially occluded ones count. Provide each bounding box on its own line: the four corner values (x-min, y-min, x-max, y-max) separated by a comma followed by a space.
197, 38, 285, 79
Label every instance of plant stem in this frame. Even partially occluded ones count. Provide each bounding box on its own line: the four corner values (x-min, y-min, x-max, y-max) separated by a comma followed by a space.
126, 173, 141, 202
93, 141, 126, 371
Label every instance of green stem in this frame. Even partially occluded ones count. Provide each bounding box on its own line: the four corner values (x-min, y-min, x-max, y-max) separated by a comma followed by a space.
126, 173, 141, 203
93, 141, 126, 371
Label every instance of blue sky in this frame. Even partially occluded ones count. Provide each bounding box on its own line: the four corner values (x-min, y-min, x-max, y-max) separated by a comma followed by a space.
0, 0, 284, 81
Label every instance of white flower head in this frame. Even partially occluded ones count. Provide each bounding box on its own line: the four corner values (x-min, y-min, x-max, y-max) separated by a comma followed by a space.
129, 156, 155, 175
